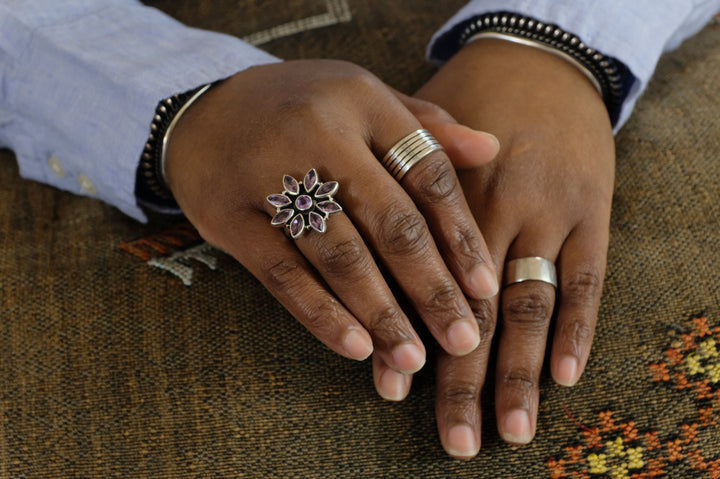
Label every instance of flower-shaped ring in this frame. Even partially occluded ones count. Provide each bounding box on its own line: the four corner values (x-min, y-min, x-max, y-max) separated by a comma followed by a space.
267, 169, 342, 239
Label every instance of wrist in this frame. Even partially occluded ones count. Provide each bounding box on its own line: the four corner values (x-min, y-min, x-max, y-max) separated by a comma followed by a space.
431, 11, 634, 127
420, 39, 611, 131
135, 83, 216, 211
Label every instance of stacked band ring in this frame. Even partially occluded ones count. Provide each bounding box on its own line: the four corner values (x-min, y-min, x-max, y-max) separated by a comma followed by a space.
382, 129, 444, 181
503, 257, 557, 288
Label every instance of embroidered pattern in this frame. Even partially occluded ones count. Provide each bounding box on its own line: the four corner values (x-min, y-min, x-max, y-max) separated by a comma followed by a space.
147, 243, 219, 286
650, 316, 720, 406
548, 411, 653, 478
242, 0, 351, 46
548, 316, 720, 478
119, 222, 221, 286
119, 222, 202, 261
546, 410, 720, 478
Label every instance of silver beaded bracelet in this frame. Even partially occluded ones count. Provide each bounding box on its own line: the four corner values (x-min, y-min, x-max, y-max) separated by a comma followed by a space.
458, 12, 629, 124
136, 83, 214, 208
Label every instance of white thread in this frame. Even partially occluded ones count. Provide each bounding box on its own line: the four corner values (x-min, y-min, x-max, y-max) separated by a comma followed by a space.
242, 0, 351, 46
147, 242, 219, 286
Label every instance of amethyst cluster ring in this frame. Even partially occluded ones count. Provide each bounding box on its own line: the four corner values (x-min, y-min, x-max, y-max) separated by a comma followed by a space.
267, 169, 342, 239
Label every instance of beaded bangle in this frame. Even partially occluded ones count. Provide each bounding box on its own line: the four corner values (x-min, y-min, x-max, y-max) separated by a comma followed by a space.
458, 12, 630, 125
136, 83, 213, 209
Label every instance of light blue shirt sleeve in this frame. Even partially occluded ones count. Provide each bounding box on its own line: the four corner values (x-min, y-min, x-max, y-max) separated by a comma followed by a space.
0, 0, 279, 222
428, 0, 720, 130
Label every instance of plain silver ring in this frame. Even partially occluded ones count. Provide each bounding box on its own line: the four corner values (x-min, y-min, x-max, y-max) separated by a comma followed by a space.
382, 129, 444, 182
503, 257, 557, 288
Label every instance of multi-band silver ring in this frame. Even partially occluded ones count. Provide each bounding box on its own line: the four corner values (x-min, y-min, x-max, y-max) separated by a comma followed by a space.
503, 257, 557, 288
382, 129, 444, 182
267, 169, 342, 239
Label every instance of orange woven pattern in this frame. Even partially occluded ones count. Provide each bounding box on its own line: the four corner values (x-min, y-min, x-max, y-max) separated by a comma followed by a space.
0, 2, 719, 477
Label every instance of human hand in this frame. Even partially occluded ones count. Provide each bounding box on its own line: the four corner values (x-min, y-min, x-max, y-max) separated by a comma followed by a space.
162, 60, 501, 399
415, 39, 615, 458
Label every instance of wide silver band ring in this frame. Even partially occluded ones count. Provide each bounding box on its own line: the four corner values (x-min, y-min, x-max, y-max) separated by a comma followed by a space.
503, 257, 557, 288
382, 129, 444, 182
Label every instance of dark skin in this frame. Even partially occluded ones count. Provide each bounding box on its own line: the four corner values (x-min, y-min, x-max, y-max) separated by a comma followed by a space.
164, 59, 501, 401
164, 38, 615, 459
415, 39, 615, 458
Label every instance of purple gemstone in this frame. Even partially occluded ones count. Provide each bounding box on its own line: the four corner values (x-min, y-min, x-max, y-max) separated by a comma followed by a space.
317, 200, 342, 214
267, 194, 291, 208
290, 214, 305, 238
315, 181, 338, 197
304, 169, 318, 192
283, 175, 299, 195
271, 209, 294, 226
295, 195, 313, 211
309, 212, 326, 233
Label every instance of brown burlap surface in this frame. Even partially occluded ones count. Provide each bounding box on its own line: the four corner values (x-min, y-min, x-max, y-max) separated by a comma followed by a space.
1, 2, 719, 477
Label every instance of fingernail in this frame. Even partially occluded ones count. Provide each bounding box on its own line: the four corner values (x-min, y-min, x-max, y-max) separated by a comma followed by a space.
378, 369, 410, 401
446, 424, 479, 458
342, 329, 373, 360
392, 343, 426, 373
447, 320, 480, 355
502, 409, 533, 444
555, 355, 579, 387
479, 131, 500, 151
468, 264, 499, 300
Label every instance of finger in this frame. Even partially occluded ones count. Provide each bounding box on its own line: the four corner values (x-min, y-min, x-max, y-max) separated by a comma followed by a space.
495, 237, 562, 445
435, 297, 498, 459
368, 102, 499, 302
395, 93, 500, 169
550, 221, 608, 387
290, 205, 426, 374
338, 159, 484, 360
405, 150, 499, 300
383, 94, 500, 300
372, 353, 412, 401
221, 210, 375, 361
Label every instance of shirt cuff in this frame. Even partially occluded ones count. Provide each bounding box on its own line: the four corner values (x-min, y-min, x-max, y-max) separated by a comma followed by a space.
428, 0, 719, 131
1, 1, 279, 222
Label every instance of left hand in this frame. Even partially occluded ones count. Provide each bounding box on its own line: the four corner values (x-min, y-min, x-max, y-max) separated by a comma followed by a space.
163, 60, 501, 400
414, 39, 616, 458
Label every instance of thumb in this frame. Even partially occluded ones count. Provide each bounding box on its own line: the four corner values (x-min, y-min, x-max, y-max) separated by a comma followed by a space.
395, 91, 500, 169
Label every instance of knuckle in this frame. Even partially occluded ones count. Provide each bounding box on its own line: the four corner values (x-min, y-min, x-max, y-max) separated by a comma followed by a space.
302, 298, 343, 339
272, 91, 335, 132
562, 268, 604, 307
501, 369, 538, 393
470, 299, 497, 338
375, 206, 430, 256
323, 61, 381, 92
451, 228, 483, 263
503, 291, 554, 327
441, 381, 481, 407
423, 282, 465, 316
264, 257, 302, 290
412, 156, 459, 204
315, 237, 367, 277
343, 67, 381, 92
367, 305, 406, 337
557, 318, 595, 351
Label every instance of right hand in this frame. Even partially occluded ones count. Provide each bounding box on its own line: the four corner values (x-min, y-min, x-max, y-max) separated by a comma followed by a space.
415, 39, 616, 458
163, 60, 500, 399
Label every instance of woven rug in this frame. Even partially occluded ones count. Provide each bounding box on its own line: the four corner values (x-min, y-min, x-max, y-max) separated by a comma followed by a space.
1, 2, 719, 477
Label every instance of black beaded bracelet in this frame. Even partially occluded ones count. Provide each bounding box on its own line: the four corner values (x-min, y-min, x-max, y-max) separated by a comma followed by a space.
135, 83, 213, 210
458, 12, 632, 125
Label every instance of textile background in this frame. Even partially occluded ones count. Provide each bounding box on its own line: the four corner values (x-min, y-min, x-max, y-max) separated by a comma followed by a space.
0, 1, 718, 477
